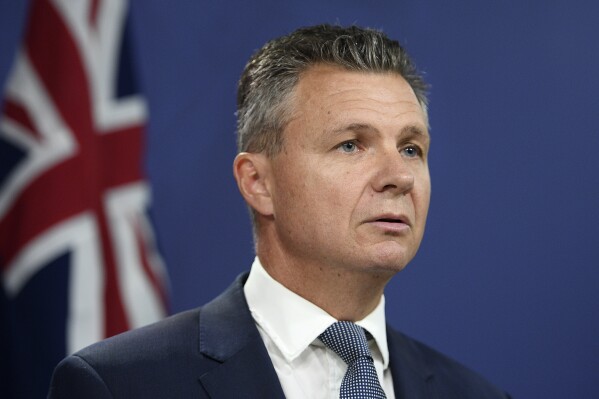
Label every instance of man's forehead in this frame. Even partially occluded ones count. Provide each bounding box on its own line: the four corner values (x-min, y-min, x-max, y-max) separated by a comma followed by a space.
292, 65, 427, 118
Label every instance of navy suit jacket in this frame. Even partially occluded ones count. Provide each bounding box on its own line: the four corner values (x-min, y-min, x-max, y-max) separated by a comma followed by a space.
48, 273, 510, 398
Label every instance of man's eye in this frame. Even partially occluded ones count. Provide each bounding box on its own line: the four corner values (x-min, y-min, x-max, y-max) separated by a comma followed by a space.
402, 145, 421, 158
339, 141, 358, 153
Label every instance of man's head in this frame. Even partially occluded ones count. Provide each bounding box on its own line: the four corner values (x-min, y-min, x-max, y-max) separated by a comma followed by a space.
236, 24, 428, 156
233, 25, 431, 295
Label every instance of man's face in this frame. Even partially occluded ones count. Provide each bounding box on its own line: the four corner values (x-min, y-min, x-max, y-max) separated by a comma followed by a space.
266, 64, 431, 277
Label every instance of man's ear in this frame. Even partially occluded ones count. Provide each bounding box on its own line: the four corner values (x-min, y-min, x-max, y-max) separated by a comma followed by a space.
233, 152, 274, 216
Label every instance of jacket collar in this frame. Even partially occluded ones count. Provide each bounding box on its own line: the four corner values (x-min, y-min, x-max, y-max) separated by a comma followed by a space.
196, 272, 435, 398
197, 273, 286, 398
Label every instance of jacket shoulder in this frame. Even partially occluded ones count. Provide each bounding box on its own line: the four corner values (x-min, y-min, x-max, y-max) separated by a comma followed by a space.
49, 274, 260, 398
49, 308, 216, 398
77, 308, 202, 363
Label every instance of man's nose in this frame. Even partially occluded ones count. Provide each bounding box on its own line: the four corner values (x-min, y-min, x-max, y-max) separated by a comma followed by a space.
371, 149, 415, 195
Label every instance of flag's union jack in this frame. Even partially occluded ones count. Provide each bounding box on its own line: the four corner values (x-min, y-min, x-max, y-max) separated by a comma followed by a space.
0, 0, 169, 396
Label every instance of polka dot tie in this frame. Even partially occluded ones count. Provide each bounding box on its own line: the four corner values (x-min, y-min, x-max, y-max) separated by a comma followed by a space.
319, 321, 387, 398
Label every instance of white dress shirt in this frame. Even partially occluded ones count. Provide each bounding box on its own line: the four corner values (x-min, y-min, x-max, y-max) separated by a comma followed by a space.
244, 257, 396, 399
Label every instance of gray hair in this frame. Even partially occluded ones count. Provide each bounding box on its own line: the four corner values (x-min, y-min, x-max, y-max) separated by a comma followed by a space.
236, 24, 429, 156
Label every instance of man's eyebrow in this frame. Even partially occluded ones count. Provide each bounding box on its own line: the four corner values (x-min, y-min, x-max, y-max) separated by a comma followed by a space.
331, 123, 377, 135
331, 123, 430, 141
400, 125, 430, 142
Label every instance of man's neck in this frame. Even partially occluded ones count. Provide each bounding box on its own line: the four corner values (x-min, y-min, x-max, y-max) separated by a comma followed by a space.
256, 240, 392, 321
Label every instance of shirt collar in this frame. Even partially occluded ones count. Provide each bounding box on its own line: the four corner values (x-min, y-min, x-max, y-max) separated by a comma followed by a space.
244, 257, 390, 368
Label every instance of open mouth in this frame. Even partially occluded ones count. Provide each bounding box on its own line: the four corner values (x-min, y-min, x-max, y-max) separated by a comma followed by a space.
376, 217, 406, 224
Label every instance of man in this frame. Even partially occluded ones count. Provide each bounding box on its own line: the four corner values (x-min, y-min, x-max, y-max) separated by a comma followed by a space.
49, 25, 510, 398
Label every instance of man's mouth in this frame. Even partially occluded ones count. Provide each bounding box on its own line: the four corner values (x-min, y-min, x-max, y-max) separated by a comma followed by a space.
376, 218, 405, 223
372, 214, 409, 224
367, 214, 411, 231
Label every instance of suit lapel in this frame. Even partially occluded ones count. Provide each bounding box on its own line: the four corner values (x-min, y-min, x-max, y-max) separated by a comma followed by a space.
387, 326, 434, 399
199, 339, 285, 398
197, 273, 285, 399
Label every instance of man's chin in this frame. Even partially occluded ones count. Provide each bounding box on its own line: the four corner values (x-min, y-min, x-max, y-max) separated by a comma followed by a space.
368, 241, 415, 271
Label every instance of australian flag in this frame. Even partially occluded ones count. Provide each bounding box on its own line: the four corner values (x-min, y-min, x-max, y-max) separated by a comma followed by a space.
0, 1, 169, 397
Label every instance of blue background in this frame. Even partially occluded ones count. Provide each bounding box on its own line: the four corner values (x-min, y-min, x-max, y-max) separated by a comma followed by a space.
2, 1, 598, 398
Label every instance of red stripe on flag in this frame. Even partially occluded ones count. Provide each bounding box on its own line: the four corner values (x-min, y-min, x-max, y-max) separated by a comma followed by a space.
2, 100, 40, 140
133, 216, 169, 314
89, 0, 101, 28
25, 0, 93, 144
96, 203, 129, 337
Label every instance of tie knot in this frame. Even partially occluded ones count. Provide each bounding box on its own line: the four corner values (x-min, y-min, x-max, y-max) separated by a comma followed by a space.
318, 321, 371, 365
